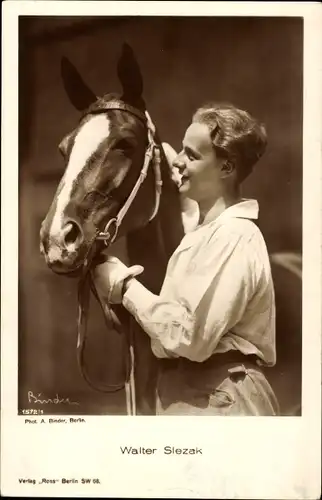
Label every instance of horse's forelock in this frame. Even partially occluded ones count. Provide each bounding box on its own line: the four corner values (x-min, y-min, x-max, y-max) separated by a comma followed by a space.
82, 93, 122, 118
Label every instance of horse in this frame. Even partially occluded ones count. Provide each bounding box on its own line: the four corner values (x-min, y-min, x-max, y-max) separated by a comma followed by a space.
39, 43, 184, 415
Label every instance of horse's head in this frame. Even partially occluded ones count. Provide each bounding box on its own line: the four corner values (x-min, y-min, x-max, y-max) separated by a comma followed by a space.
40, 44, 160, 275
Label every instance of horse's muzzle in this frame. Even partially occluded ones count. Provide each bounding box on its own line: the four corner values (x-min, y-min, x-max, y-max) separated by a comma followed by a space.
40, 216, 88, 273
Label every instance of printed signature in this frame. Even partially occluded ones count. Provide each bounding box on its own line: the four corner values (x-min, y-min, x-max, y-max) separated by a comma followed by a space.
27, 391, 80, 405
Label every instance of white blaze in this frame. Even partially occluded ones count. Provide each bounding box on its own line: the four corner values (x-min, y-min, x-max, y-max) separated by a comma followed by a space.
49, 114, 111, 239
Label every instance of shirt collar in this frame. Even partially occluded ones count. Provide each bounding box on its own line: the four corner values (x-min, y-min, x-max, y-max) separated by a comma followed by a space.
200, 198, 259, 228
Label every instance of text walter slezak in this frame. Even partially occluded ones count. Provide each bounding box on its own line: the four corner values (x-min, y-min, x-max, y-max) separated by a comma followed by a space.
120, 446, 202, 455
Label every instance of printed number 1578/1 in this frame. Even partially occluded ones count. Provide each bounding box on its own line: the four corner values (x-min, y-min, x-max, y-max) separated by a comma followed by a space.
21, 409, 44, 415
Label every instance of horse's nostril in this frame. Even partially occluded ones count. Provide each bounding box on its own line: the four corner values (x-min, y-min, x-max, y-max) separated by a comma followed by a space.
63, 221, 83, 248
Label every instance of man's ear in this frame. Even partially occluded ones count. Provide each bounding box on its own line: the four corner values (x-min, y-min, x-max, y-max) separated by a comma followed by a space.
221, 159, 235, 177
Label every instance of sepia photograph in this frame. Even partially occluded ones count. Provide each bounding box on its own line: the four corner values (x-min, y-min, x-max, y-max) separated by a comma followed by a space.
19, 15, 303, 417
2, 3, 321, 498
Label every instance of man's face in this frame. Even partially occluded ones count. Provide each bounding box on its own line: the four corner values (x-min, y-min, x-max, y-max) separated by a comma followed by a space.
173, 122, 224, 202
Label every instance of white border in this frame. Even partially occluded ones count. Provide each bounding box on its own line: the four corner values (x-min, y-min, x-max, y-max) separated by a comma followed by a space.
1, 2, 322, 498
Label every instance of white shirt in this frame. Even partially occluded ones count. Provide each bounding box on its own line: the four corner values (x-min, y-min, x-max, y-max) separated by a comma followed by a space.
123, 199, 276, 366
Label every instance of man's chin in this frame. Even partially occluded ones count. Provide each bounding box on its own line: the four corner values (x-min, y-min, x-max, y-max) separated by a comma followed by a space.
179, 182, 191, 194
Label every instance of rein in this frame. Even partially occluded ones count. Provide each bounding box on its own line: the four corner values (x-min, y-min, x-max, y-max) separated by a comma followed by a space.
76, 100, 163, 414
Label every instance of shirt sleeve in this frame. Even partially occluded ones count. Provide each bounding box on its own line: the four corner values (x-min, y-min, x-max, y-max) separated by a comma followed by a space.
122, 225, 256, 362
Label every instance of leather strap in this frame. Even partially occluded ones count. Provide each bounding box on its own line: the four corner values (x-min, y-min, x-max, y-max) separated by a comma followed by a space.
85, 98, 147, 123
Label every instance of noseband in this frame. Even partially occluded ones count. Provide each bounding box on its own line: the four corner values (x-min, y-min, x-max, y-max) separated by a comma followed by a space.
77, 99, 163, 413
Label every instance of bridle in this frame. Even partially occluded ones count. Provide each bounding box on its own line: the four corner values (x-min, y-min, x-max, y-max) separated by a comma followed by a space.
76, 99, 163, 415
92, 99, 163, 246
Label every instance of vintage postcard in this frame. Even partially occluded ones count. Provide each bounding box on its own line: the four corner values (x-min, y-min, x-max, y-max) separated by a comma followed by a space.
1, 1, 321, 498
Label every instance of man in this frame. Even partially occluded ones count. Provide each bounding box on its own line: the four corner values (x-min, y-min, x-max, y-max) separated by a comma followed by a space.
93, 102, 280, 416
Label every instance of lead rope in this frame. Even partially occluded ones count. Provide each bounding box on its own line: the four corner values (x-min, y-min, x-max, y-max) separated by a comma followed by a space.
77, 271, 131, 394
125, 319, 137, 415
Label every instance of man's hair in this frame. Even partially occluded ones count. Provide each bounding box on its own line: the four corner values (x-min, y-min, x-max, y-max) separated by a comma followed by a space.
192, 103, 267, 182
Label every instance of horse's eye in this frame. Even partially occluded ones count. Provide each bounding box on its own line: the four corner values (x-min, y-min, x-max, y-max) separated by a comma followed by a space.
115, 138, 134, 152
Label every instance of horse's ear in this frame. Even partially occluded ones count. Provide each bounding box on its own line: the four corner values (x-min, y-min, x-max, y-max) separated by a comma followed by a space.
61, 56, 97, 111
117, 43, 143, 103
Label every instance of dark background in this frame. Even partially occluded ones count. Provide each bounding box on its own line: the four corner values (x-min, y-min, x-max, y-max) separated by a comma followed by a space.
18, 16, 303, 415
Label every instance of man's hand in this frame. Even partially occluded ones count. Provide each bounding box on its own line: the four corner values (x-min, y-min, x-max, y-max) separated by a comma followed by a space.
92, 256, 144, 304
